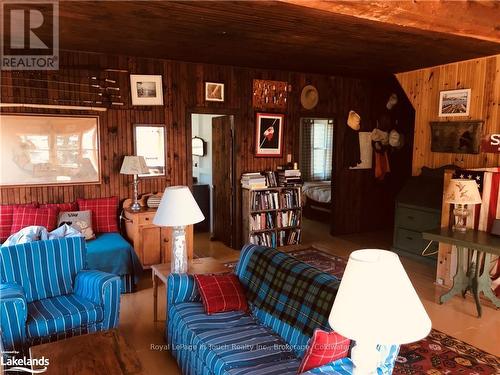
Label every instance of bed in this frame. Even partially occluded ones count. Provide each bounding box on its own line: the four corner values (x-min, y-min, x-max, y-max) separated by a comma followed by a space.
302, 180, 332, 220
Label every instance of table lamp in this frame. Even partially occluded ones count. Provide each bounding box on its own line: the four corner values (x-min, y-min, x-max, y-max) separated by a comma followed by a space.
120, 156, 150, 212
153, 186, 205, 273
329, 249, 431, 375
444, 178, 482, 232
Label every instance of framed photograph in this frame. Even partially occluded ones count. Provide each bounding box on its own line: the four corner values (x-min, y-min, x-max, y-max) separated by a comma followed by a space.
133, 124, 166, 177
438, 88, 471, 117
130, 74, 164, 106
430, 120, 483, 154
205, 82, 224, 102
0, 114, 101, 186
255, 113, 284, 157
253, 79, 288, 110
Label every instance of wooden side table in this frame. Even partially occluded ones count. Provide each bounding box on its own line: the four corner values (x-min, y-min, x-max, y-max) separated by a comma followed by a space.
151, 257, 229, 321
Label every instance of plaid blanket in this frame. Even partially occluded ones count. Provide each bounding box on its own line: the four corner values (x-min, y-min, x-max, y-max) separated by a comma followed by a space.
240, 245, 340, 337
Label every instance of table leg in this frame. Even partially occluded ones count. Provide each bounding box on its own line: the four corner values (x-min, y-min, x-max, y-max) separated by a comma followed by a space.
477, 252, 500, 309
471, 251, 482, 317
440, 246, 469, 304
153, 272, 158, 322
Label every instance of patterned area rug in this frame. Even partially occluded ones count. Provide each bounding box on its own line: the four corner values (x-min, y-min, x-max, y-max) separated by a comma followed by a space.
224, 246, 500, 375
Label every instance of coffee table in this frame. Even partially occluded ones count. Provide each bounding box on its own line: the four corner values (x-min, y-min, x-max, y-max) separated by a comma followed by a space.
151, 257, 229, 321
29, 329, 142, 375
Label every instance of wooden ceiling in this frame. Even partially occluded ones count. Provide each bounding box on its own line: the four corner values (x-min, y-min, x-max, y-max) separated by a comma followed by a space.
52, 1, 500, 76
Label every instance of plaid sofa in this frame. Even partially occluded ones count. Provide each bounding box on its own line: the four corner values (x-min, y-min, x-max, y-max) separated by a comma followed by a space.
166, 244, 399, 374
0, 237, 120, 352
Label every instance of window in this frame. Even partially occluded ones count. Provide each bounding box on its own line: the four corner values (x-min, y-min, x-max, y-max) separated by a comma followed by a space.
300, 119, 333, 181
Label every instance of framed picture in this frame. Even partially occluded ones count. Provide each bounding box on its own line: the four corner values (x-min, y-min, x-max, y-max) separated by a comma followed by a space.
133, 124, 166, 177
130, 74, 164, 106
430, 120, 483, 154
438, 88, 471, 117
205, 82, 224, 102
0, 114, 101, 186
253, 79, 288, 110
255, 113, 284, 157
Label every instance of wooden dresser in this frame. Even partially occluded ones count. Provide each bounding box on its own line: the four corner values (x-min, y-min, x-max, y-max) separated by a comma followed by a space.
122, 203, 193, 269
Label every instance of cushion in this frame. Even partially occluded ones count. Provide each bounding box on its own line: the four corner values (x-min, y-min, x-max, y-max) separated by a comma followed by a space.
194, 274, 248, 315
40, 202, 78, 212
58, 210, 95, 240
10, 206, 59, 234
26, 294, 104, 339
0, 203, 38, 241
297, 329, 351, 373
77, 197, 119, 233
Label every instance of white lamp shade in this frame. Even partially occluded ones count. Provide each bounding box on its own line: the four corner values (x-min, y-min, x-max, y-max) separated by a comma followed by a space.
445, 178, 482, 205
329, 249, 431, 345
120, 156, 149, 175
153, 186, 205, 227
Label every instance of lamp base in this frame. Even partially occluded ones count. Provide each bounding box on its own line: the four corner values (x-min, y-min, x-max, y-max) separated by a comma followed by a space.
452, 204, 469, 232
171, 226, 188, 273
351, 342, 379, 375
130, 201, 141, 212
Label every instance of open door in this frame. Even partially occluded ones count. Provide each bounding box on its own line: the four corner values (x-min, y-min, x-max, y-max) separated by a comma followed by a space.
211, 115, 233, 247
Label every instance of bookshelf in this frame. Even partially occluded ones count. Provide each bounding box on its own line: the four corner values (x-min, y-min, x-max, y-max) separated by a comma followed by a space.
242, 186, 302, 248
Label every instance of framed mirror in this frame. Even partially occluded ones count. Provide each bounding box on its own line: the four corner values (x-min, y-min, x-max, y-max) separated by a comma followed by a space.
192, 136, 207, 157
134, 124, 166, 177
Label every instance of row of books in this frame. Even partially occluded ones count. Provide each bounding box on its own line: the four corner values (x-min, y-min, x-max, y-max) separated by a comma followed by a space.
250, 212, 274, 231
277, 210, 300, 227
278, 229, 301, 246
249, 232, 277, 248
281, 189, 301, 208
277, 169, 302, 187
251, 191, 280, 211
241, 172, 266, 189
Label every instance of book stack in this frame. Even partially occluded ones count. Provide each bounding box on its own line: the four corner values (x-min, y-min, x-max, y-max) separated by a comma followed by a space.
280, 189, 301, 208
251, 190, 279, 210
250, 232, 277, 247
277, 210, 300, 228
277, 229, 301, 246
241, 172, 266, 189
264, 171, 277, 187
250, 212, 275, 230
277, 169, 302, 187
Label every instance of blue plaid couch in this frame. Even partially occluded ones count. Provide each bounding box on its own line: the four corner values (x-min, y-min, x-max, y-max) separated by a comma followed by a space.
0, 237, 120, 352
166, 244, 399, 374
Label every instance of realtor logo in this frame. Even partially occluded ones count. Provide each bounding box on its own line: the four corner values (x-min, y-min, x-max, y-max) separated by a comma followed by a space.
1, 0, 59, 70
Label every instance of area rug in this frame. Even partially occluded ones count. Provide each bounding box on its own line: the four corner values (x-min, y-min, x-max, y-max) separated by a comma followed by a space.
224, 246, 500, 375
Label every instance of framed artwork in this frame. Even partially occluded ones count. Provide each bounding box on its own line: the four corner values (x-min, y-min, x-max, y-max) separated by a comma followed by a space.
438, 89, 471, 117
205, 82, 224, 102
253, 79, 289, 110
430, 120, 483, 154
130, 74, 164, 106
0, 114, 101, 186
133, 124, 166, 177
255, 113, 284, 157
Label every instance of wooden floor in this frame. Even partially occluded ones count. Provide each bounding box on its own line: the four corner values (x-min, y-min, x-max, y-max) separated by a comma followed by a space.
119, 218, 500, 374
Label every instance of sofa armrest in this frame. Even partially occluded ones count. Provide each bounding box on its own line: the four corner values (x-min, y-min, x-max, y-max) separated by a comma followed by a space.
167, 274, 200, 306
74, 270, 121, 329
300, 357, 353, 374
0, 283, 27, 351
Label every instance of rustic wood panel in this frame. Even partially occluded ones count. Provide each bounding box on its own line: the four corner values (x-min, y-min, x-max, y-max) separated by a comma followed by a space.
396, 55, 500, 176
1, 49, 410, 246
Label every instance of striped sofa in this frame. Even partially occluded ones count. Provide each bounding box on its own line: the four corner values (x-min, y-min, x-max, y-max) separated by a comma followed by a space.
166, 244, 399, 374
0, 237, 120, 352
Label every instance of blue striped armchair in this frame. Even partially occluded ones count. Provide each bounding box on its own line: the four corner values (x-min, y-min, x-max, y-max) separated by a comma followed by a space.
0, 237, 120, 351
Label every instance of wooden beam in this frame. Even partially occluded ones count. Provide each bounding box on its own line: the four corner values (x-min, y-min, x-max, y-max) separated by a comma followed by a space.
280, 0, 500, 43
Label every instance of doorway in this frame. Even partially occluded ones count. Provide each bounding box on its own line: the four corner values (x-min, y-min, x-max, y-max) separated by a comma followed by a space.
190, 113, 236, 256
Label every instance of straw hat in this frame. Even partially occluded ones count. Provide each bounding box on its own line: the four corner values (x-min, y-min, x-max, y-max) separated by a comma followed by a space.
300, 85, 319, 110
347, 110, 361, 130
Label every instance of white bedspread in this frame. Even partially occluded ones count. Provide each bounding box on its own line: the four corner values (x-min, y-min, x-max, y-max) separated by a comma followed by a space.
1, 225, 83, 247
302, 181, 331, 204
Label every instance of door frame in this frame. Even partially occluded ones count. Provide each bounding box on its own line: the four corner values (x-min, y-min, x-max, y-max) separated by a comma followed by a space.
186, 108, 237, 248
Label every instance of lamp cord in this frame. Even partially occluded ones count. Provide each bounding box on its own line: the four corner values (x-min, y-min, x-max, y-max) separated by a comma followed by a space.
421, 240, 438, 257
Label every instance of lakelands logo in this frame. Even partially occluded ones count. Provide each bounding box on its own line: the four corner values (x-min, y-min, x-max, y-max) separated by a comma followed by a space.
1, 353, 49, 373
1, 0, 59, 70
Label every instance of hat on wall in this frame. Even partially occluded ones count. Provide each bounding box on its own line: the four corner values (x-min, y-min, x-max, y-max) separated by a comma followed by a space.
389, 129, 404, 149
300, 85, 319, 110
347, 110, 361, 131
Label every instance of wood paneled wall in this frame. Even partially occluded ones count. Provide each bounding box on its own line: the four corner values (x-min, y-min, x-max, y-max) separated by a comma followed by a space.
396, 54, 500, 176
1, 50, 407, 245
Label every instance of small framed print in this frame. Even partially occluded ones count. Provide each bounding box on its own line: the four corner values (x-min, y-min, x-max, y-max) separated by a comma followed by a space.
205, 82, 224, 102
438, 88, 471, 117
130, 74, 164, 106
255, 113, 284, 157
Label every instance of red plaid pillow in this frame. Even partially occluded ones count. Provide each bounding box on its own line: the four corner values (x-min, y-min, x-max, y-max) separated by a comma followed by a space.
77, 197, 119, 233
40, 202, 78, 212
194, 274, 248, 315
10, 207, 60, 234
0, 203, 38, 242
298, 329, 351, 373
